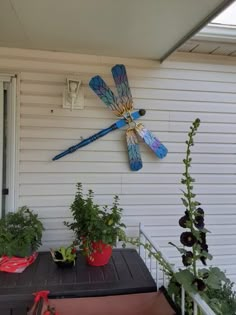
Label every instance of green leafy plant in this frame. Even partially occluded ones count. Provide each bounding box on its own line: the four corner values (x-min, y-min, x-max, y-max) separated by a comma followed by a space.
203, 271, 236, 315
0, 206, 44, 257
64, 183, 126, 257
50, 245, 77, 265
124, 119, 236, 315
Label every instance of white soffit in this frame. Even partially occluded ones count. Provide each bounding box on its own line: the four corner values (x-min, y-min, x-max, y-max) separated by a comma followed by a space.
0, 0, 234, 60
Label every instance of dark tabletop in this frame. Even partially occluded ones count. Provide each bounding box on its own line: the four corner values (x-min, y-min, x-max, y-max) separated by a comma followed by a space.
0, 248, 156, 313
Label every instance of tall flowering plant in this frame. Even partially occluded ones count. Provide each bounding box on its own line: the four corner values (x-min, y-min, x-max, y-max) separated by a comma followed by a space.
168, 119, 236, 314
169, 118, 212, 292
124, 119, 236, 314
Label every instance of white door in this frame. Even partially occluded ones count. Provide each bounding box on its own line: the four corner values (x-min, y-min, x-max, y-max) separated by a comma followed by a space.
0, 76, 17, 218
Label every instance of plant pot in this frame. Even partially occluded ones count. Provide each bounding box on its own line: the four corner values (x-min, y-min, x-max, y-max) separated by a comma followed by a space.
51, 248, 77, 268
54, 260, 75, 268
86, 241, 112, 266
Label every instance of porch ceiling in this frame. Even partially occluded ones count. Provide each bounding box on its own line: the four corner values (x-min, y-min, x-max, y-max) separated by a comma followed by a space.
0, 0, 234, 60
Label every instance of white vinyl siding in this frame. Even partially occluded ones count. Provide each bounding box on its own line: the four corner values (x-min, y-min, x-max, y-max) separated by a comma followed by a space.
0, 47, 236, 282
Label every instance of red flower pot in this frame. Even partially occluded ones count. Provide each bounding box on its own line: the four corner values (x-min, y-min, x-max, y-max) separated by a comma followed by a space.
86, 241, 112, 266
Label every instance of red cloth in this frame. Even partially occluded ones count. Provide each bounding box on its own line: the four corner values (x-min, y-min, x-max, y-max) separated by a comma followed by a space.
33, 291, 50, 303
0, 252, 38, 273
28, 291, 59, 315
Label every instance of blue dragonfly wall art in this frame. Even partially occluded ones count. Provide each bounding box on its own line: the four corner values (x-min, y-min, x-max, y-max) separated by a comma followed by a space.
52, 65, 168, 171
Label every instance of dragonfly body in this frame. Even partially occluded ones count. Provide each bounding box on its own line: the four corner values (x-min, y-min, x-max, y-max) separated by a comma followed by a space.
52, 110, 145, 161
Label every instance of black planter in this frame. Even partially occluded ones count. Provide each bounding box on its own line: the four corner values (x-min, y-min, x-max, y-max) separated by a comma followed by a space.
54, 260, 75, 268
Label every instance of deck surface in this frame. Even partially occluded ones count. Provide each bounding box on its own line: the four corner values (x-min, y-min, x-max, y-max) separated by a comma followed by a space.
0, 249, 156, 314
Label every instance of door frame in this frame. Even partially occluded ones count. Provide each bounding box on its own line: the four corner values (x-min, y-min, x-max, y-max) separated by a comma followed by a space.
0, 74, 18, 217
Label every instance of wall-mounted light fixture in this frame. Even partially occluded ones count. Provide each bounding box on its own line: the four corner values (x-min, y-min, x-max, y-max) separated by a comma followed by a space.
63, 77, 84, 110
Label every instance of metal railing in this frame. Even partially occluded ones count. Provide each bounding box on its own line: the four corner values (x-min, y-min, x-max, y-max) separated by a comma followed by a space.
139, 225, 216, 315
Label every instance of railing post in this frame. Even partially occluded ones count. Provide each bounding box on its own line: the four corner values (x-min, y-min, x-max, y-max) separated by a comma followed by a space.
149, 254, 152, 277
138, 222, 141, 256
163, 268, 166, 288
156, 260, 159, 288
181, 286, 185, 315
194, 301, 198, 315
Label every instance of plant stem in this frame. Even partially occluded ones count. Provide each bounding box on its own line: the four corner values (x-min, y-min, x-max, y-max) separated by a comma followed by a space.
123, 237, 174, 277
185, 126, 198, 278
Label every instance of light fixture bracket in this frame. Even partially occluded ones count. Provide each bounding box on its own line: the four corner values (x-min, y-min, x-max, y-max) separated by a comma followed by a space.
63, 77, 84, 110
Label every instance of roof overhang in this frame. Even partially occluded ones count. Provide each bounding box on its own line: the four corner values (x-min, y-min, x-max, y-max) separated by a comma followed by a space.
0, 0, 234, 61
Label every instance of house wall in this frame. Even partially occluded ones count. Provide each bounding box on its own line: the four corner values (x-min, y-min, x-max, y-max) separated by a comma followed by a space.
0, 47, 236, 281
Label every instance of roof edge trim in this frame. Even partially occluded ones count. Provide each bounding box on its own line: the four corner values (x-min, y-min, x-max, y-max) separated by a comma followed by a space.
159, 0, 235, 63
194, 23, 236, 42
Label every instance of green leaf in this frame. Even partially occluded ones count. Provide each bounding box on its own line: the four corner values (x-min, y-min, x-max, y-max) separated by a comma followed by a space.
201, 251, 213, 260
200, 227, 211, 233
59, 247, 66, 259
183, 192, 189, 198
174, 269, 197, 294
168, 277, 181, 297
169, 242, 187, 254
185, 221, 192, 229
206, 267, 227, 290
181, 198, 189, 207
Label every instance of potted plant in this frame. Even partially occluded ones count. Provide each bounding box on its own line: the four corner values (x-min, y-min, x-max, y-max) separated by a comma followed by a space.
0, 206, 44, 257
50, 245, 77, 268
64, 183, 126, 266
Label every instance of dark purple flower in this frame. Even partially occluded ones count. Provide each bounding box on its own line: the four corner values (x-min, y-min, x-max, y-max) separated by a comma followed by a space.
193, 278, 206, 291
179, 215, 189, 228
201, 243, 208, 252
195, 207, 204, 216
199, 232, 206, 245
180, 232, 197, 247
182, 251, 193, 266
194, 215, 205, 229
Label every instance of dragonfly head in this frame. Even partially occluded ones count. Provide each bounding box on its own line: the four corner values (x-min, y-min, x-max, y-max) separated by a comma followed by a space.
139, 109, 146, 116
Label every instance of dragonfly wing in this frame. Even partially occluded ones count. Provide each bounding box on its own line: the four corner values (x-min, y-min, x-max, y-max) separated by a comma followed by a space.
135, 123, 168, 159
126, 128, 143, 171
89, 75, 121, 114
112, 64, 133, 112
